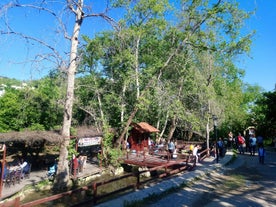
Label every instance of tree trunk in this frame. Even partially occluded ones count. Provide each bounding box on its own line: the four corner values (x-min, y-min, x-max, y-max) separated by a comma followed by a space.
120, 83, 126, 123
55, 0, 83, 188
160, 111, 169, 139
167, 116, 177, 141
134, 36, 140, 99
206, 121, 210, 156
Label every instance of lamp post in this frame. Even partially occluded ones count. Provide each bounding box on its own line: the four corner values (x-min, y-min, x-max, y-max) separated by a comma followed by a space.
212, 115, 219, 163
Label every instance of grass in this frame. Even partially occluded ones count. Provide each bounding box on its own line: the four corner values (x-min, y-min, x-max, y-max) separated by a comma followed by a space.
223, 174, 245, 190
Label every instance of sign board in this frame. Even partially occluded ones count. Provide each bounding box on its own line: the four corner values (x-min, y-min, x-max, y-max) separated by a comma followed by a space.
78, 137, 102, 147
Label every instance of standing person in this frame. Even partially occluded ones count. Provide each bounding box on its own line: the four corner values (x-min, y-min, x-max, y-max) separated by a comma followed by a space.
256, 135, 263, 148
193, 144, 199, 163
258, 144, 266, 164
72, 154, 79, 176
168, 140, 175, 160
228, 131, 234, 149
217, 138, 224, 157
249, 134, 257, 156
237, 133, 245, 154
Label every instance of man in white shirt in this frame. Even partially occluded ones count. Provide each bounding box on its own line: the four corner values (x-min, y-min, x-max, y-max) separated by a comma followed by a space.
20, 160, 27, 169
193, 145, 199, 163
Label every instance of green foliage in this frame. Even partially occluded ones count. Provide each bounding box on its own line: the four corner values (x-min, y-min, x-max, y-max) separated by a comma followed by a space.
27, 123, 45, 131
101, 123, 123, 168
0, 76, 22, 86
67, 139, 78, 161
0, 88, 22, 132
0, 74, 64, 132
0, 0, 262, 154
251, 90, 276, 138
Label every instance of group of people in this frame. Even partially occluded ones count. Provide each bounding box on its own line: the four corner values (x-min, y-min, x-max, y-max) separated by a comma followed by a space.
168, 140, 201, 163
228, 132, 266, 164
0, 158, 31, 181
71, 154, 87, 176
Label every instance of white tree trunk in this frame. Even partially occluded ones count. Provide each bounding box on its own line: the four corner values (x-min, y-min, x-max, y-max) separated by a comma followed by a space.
206, 121, 210, 156
56, 0, 83, 187
120, 83, 126, 123
134, 36, 140, 99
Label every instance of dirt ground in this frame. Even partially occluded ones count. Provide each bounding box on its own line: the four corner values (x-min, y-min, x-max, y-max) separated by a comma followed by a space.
146, 148, 276, 207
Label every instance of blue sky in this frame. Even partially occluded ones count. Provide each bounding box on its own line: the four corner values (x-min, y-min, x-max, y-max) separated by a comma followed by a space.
238, 0, 276, 92
0, 0, 275, 92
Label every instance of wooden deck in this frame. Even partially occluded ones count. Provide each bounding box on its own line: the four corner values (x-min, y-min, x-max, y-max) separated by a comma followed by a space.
121, 144, 211, 175
122, 150, 196, 170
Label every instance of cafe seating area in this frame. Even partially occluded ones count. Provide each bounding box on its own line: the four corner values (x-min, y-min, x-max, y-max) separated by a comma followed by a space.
3, 164, 32, 188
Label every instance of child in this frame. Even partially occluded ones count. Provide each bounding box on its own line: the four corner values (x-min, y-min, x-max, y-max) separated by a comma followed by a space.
258, 144, 265, 164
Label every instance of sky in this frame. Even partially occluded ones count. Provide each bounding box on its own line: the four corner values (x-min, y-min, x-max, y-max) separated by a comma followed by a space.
0, 0, 275, 92
238, 0, 276, 92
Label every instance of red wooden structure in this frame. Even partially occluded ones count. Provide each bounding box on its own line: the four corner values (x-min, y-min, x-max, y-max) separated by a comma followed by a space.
127, 122, 159, 152
0, 144, 6, 198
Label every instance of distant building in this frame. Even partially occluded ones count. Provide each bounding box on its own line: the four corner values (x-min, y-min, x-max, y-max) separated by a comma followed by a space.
0, 83, 30, 97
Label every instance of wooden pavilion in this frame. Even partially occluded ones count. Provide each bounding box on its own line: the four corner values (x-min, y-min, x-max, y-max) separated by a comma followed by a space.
127, 122, 159, 152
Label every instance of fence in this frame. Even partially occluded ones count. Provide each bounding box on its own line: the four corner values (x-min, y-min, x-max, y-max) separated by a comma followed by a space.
0, 148, 212, 207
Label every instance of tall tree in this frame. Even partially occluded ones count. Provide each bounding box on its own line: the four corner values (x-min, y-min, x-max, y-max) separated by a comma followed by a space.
1, 0, 117, 187
79, 0, 255, 146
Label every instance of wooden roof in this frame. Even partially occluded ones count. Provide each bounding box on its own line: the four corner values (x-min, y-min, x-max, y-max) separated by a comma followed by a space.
131, 122, 159, 133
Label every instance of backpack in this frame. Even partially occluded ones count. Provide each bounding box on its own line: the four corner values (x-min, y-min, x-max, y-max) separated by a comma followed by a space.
238, 136, 245, 144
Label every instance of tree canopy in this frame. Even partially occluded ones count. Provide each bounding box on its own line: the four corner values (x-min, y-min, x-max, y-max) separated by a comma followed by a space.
1, 0, 275, 186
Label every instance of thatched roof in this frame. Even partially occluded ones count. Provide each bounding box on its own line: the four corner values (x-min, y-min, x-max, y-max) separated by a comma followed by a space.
0, 130, 62, 143
0, 126, 103, 144
75, 126, 102, 138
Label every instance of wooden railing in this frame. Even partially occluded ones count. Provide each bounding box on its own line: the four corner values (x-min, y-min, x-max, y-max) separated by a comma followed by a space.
0, 149, 211, 207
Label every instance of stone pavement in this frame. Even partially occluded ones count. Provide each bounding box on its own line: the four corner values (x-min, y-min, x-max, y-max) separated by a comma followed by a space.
95, 152, 233, 207
96, 149, 276, 207
0, 169, 46, 200
0, 162, 101, 201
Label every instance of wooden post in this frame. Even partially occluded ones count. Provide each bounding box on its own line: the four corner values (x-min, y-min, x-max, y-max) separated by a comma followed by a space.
93, 182, 97, 204
136, 171, 140, 189
14, 197, 20, 207
0, 144, 6, 198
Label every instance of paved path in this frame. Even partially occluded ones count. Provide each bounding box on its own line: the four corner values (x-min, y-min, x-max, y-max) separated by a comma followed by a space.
96, 152, 232, 207
96, 149, 276, 207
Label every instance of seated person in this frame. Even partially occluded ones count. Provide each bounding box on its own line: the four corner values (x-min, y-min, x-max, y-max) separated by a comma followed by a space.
19, 159, 30, 176
0, 162, 10, 179
47, 162, 57, 176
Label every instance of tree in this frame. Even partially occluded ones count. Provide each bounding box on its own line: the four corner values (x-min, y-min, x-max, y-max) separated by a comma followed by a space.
79, 0, 255, 148
1, 0, 118, 188
252, 90, 276, 138
0, 88, 22, 131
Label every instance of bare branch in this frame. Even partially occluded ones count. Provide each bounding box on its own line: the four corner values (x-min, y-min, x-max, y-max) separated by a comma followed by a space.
1, 23, 65, 68
2, 2, 70, 40
67, 0, 78, 14
84, 12, 120, 32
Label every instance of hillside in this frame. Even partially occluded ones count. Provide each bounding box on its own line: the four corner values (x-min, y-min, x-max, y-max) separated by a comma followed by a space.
0, 76, 22, 86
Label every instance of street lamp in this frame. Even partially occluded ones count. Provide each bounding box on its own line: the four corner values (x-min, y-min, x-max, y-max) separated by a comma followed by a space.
212, 115, 219, 163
